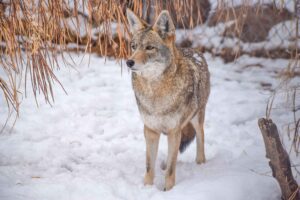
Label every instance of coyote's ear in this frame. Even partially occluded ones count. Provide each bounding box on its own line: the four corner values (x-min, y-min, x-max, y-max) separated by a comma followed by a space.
153, 10, 175, 39
126, 9, 145, 34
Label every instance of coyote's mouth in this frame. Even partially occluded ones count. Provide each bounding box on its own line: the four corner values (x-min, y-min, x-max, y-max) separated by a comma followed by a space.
130, 67, 146, 72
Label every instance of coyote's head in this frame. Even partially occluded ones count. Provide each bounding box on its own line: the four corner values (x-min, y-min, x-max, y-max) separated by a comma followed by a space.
126, 9, 176, 78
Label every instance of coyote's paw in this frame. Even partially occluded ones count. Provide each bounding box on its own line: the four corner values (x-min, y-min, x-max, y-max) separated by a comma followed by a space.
196, 155, 206, 164
164, 175, 175, 191
144, 173, 154, 185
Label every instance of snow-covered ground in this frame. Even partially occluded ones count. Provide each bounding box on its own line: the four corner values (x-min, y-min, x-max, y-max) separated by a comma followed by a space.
0, 53, 298, 200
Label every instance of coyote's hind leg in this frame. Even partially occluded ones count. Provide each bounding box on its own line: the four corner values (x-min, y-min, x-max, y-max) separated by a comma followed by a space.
191, 109, 206, 164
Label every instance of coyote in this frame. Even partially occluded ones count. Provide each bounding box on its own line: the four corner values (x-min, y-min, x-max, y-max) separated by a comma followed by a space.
126, 9, 210, 191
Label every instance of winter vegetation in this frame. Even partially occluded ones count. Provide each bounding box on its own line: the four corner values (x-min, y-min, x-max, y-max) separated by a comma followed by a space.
0, 0, 299, 199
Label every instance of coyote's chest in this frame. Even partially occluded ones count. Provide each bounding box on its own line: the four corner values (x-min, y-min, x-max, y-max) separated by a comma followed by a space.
136, 92, 182, 132
132, 74, 197, 132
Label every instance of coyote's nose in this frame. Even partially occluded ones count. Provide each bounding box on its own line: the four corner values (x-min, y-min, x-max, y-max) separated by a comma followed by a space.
126, 60, 135, 68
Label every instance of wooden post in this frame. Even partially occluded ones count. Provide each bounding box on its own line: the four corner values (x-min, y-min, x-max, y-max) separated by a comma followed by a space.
258, 118, 299, 200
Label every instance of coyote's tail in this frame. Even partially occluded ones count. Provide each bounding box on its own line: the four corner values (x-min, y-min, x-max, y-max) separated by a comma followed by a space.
179, 122, 196, 153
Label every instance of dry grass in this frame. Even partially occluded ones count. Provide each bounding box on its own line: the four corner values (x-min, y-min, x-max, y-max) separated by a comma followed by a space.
283, 59, 300, 157
266, 53, 300, 157
1, 0, 74, 114
279, 25, 300, 156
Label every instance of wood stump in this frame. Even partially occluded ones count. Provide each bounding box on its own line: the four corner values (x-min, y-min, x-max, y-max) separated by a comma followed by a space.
258, 118, 299, 200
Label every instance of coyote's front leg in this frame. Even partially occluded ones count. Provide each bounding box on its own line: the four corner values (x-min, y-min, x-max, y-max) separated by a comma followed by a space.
164, 128, 181, 191
144, 126, 160, 185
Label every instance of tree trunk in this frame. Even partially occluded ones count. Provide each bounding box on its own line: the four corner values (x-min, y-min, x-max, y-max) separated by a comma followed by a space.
258, 118, 299, 200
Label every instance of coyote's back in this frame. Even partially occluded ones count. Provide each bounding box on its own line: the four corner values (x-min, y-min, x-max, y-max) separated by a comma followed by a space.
179, 47, 210, 108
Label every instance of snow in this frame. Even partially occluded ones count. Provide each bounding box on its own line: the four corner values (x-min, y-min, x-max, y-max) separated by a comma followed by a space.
268, 20, 300, 41
0, 53, 299, 200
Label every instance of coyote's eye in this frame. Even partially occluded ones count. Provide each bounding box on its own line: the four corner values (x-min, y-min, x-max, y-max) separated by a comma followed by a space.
145, 46, 155, 50
131, 43, 137, 50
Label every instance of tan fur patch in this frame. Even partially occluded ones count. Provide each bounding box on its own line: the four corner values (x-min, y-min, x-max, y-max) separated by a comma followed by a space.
130, 50, 147, 65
